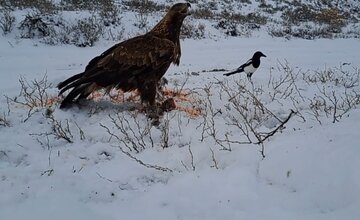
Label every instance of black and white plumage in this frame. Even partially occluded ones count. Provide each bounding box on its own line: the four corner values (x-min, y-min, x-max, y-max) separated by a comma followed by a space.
224, 51, 266, 80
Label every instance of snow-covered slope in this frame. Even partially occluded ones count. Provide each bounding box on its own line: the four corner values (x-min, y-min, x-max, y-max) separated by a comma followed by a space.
1, 35, 359, 219
1, 1, 360, 219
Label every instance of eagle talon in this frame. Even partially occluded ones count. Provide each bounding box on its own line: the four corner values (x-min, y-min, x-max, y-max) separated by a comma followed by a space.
145, 105, 162, 119
144, 106, 163, 126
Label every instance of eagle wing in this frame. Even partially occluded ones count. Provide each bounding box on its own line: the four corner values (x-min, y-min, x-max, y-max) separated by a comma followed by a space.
174, 38, 181, 65
59, 34, 176, 94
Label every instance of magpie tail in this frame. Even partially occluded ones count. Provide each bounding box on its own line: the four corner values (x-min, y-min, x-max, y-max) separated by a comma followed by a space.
224, 70, 240, 76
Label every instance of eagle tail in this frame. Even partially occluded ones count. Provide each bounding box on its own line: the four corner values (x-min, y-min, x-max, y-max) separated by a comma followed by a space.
59, 84, 92, 109
59, 87, 82, 109
58, 72, 84, 91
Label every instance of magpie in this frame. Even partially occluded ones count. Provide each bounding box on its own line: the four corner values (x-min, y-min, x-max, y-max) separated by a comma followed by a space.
224, 51, 266, 80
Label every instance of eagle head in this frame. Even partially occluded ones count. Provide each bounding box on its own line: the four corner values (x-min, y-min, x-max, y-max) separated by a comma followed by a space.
150, 2, 191, 42
169, 3, 191, 17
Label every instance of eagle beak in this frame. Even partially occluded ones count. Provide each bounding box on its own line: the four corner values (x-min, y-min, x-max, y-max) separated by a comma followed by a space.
186, 3, 192, 15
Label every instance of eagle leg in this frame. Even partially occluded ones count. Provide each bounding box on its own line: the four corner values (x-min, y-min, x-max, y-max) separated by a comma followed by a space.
139, 81, 164, 120
139, 81, 156, 104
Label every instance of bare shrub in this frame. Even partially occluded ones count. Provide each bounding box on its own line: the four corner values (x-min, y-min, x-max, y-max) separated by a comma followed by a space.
216, 19, 240, 37
134, 9, 149, 30
209, 147, 219, 169
68, 16, 104, 47
302, 66, 360, 124
101, 112, 154, 153
268, 22, 341, 40
267, 61, 360, 125
19, 12, 51, 38
267, 24, 291, 39
5, 75, 53, 122
2, 0, 57, 14
47, 114, 74, 143
279, 5, 348, 39
100, 112, 172, 172
0, 113, 10, 127
192, 8, 214, 20
0, 10, 16, 35
267, 61, 305, 102
216, 19, 252, 37
59, 0, 122, 27
40, 15, 69, 45
303, 66, 359, 88
315, 8, 347, 27
159, 114, 171, 149
30, 115, 76, 148
181, 19, 206, 39
98, 0, 121, 26
39, 14, 106, 47
307, 86, 360, 124
181, 145, 195, 171
282, 5, 317, 25
199, 80, 296, 157
59, 0, 101, 11
199, 83, 232, 151
342, 24, 360, 39
218, 10, 267, 26
259, 1, 280, 14
104, 27, 125, 42
31, 112, 74, 144
122, 0, 165, 13
221, 80, 295, 157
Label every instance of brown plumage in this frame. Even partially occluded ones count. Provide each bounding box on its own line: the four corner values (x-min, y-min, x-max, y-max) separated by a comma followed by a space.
58, 3, 191, 111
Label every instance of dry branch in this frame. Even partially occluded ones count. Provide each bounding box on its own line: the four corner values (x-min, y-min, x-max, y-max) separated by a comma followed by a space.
255, 110, 296, 144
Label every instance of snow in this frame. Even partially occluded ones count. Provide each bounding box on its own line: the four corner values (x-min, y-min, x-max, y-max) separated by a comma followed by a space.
1, 10, 360, 220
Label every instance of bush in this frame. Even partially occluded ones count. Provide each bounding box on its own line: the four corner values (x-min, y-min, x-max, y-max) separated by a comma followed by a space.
181, 20, 206, 39
19, 13, 51, 38
216, 19, 239, 37
68, 16, 104, 47
0, 10, 16, 35
122, 0, 165, 13
218, 10, 267, 25
98, 0, 121, 26
315, 8, 346, 27
40, 15, 69, 45
40, 15, 104, 47
59, 0, 100, 11
2, 0, 57, 14
267, 22, 341, 40
283, 6, 347, 28
192, 8, 214, 20
282, 5, 316, 25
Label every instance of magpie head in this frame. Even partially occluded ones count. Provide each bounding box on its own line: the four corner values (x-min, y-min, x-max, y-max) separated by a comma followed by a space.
253, 51, 266, 59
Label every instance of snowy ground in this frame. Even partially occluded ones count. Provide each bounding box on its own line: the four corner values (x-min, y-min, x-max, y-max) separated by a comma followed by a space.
1, 35, 360, 220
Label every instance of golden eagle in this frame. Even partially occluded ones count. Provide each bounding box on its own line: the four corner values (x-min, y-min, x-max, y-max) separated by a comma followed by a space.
58, 3, 191, 114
